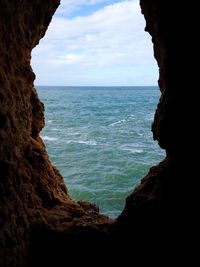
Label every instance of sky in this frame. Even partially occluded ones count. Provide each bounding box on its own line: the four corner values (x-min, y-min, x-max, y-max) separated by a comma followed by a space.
31, 0, 158, 86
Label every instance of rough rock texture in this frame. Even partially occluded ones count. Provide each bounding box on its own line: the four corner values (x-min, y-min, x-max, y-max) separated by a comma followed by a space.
0, 1, 110, 266
117, 0, 199, 249
0, 0, 198, 266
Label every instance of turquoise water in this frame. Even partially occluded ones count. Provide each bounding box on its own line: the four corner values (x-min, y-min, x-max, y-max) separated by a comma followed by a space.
37, 86, 165, 218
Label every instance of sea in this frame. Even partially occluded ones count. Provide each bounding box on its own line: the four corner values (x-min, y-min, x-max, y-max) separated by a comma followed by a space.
37, 86, 165, 218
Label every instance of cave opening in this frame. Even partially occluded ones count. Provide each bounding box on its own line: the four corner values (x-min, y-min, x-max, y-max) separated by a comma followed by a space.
31, 0, 165, 218
1, 1, 197, 266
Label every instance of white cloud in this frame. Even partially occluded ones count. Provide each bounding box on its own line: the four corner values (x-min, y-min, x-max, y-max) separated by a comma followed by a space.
31, 0, 158, 85
56, 0, 124, 16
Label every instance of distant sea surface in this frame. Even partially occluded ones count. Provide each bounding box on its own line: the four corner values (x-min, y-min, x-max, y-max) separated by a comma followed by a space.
37, 86, 165, 218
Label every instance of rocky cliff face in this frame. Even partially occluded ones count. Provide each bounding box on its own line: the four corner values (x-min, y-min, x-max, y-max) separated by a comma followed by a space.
117, 0, 199, 248
0, 1, 109, 266
0, 0, 198, 266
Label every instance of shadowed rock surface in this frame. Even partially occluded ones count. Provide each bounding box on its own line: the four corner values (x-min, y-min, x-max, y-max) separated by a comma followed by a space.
0, 0, 198, 266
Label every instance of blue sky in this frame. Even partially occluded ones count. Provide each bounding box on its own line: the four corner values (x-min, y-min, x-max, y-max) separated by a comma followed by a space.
31, 0, 158, 86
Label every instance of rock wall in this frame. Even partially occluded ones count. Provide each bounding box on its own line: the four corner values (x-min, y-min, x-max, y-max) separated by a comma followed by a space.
117, 0, 199, 243
0, 1, 109, 266
0, 0, 198, 266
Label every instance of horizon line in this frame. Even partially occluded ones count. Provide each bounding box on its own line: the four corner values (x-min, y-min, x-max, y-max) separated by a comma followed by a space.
35, 85, 158, 87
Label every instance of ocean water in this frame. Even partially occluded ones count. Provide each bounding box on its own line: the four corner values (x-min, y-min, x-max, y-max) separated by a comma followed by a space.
37, 86, 165, 218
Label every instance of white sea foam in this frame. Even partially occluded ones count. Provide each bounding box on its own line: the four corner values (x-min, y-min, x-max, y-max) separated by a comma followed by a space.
67, 140, 97, 146
41, 136, 58, 141
130, 114, 135, 118
67, 132, 81, 136
110, 119, 126, 126
120, 144, 143, 154
127, 148, 143, 154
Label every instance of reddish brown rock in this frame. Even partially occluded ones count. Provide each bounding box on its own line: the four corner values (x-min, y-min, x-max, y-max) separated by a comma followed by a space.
0, 1, 110, 266
117, 0, 199, 247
